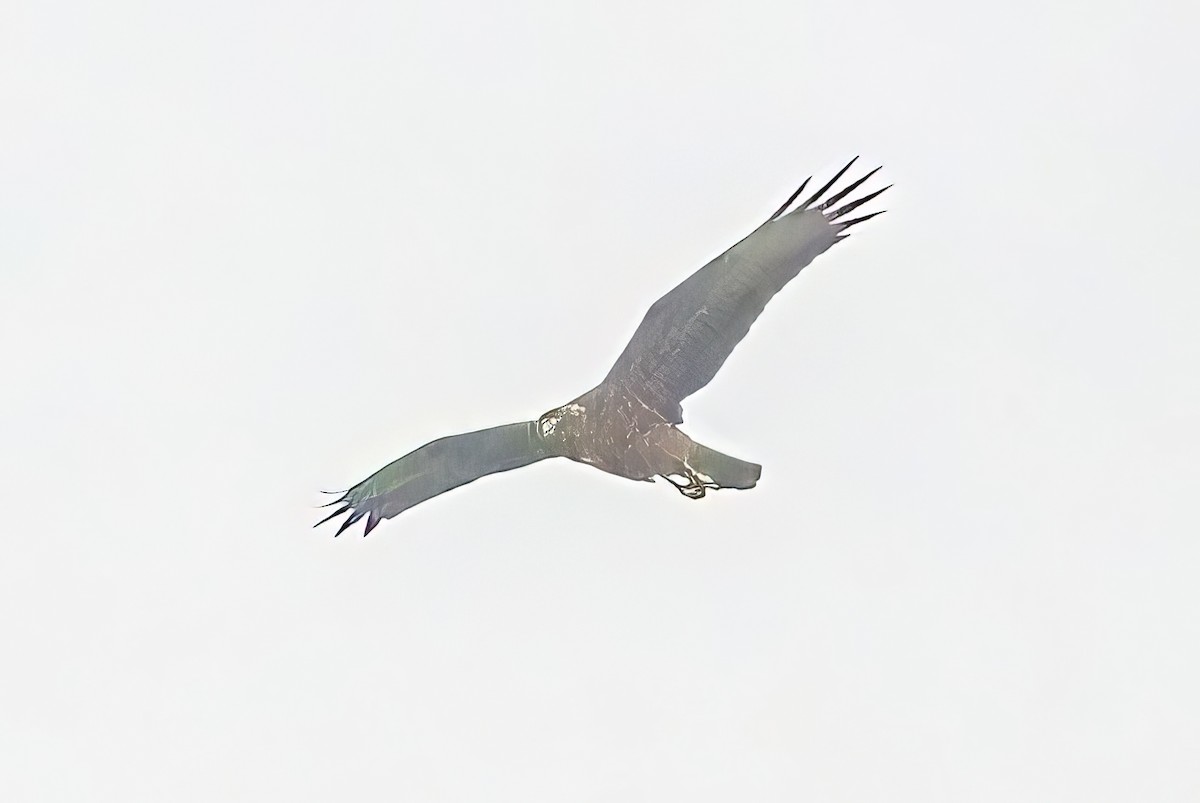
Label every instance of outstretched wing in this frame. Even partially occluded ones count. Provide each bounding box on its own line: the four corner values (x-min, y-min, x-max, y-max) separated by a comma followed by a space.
315, 422, 552, 535
599, 158, 889, 423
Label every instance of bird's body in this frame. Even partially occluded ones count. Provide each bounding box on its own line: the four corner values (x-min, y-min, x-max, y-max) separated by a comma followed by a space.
536, 383, 762, 495
318, 159, 888, 534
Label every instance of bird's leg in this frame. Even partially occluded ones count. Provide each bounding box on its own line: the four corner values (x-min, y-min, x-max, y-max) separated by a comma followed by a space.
646, 425, 761, 499
663, 469, 717, 499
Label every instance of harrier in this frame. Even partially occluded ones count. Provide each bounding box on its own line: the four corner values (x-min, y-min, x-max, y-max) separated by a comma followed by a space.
318, 158, 888, 535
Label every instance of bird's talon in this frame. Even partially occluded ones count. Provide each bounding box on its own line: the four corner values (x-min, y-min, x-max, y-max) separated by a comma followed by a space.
665, 470, 713, 499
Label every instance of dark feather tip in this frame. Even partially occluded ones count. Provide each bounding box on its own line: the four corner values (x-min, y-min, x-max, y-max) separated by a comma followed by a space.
828, 184, 891, 221
819, 166, 882, 212
314, 504, 351, 528
334, 509, 366, 537
799, 156, 858, 210
768, 176, 812, 222
837, 209, 887, 230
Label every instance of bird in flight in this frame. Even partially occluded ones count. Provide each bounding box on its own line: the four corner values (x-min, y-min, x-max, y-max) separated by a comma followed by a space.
318, 158, 888, 535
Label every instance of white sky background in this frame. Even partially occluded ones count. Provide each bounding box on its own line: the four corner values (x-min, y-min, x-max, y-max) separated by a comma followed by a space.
2, 0, 1198, 799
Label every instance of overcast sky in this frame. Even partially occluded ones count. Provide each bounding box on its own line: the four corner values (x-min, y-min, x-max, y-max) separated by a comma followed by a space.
3, 0, 1198, 800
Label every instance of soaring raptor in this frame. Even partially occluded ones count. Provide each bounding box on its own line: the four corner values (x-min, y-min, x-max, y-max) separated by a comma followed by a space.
318, 158, 888, 535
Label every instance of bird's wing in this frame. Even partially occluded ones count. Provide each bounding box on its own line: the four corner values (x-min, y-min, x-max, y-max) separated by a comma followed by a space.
599, 159, 889, 423
315, 422, 552, 534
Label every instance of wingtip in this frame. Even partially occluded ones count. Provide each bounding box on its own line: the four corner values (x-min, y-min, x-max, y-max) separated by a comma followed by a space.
334, 514, 360, 538
837, 209, 887, 231
818, 166, 883, 212
314, 504, 351, 528
768, 176, 813, 222
828, 184, 891, 221
799, 158, 860, 210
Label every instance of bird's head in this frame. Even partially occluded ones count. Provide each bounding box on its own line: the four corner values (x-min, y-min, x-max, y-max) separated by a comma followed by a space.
537, 402, 587, 443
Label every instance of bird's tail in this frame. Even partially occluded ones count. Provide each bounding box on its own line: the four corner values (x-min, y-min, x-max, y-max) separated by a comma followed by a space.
686, 439, 762, 491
